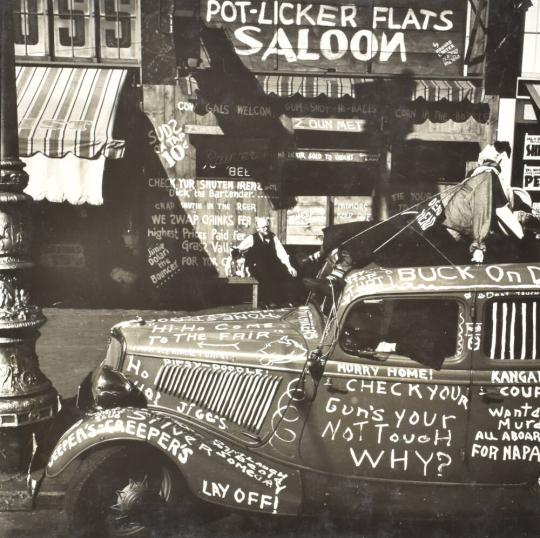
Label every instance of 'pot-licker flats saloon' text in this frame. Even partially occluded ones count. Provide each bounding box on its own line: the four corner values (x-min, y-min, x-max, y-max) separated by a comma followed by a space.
204, 1, 464, 72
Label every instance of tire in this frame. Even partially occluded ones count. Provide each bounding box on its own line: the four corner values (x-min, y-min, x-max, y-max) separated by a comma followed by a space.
64, 444, 185, 538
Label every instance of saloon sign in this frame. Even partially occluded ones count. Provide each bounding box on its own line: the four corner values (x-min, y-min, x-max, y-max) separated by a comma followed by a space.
203, 0, 467, 75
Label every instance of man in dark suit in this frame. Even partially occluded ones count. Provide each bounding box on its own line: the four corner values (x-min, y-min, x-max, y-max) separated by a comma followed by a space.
233, 217, 297, 307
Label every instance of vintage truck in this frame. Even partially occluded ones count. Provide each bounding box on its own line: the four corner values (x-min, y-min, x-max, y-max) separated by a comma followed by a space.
46, 261, 540, 537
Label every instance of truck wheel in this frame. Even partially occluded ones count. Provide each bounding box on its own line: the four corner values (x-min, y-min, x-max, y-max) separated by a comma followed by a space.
65, 445, 183, 537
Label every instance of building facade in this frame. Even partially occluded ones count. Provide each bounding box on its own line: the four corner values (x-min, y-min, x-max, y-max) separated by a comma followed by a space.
12, 0, 526, 309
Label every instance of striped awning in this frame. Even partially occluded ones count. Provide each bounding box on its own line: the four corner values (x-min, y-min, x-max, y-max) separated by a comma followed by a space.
254, 75, 484, 103
16, 66, 127, 159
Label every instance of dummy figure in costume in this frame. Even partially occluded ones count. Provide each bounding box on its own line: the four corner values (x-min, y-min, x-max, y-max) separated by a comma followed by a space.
441, 141, 540, 263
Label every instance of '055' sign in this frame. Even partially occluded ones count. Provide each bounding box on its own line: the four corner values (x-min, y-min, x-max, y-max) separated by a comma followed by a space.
14, 0, 140, 61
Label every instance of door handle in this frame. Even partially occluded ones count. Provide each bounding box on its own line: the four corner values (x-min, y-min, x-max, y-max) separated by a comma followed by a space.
324, 379, 348, 395
478, 386, 504, 402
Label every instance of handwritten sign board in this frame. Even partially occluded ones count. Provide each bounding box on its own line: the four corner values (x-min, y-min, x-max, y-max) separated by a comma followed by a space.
389, 190, 434, 214
292, 117, 366, 132
39, 243, 86, 269
145, 177, 277, 282
286, 196, 327, 245
283, 100, 379, 117
195, 137, 271, 179
197, 161, 257, 180
333, 196, 373, 224
278, 150, 379, 163
201, 0, 467, 75
195, 100, 276, 118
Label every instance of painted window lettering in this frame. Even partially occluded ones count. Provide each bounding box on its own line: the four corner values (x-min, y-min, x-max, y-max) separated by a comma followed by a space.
148, 119, 189, 168
484, 297, 540, 360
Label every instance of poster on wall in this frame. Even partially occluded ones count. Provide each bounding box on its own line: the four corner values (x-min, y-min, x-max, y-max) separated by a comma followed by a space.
39, 243, 86, 269
523, 133, 540, 160
523, 164, 540, 190
286, 196, 327, 244
333, 196, 373, 224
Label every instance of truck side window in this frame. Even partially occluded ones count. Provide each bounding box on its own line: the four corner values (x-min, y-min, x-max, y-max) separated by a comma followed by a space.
341, 298, 460, 369
484, 298, 540, 360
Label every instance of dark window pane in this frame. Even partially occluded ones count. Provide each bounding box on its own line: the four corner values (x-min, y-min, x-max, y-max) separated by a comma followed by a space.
341, 298, 459, 369
14, 0, 42, 47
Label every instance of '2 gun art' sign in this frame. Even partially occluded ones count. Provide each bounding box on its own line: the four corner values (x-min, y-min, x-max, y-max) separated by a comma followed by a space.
202, 0, 467, 75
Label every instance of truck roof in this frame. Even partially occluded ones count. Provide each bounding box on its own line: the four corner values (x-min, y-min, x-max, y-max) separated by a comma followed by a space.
342, 262, 540, 302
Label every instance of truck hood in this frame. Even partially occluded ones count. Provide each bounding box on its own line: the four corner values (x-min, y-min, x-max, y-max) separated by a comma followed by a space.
116, 305, 323, 367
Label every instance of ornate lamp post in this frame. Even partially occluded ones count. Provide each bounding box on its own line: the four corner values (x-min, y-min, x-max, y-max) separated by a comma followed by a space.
0, 0, 59, 509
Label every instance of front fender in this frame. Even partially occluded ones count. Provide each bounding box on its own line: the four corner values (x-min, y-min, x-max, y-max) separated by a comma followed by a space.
46, 407, 302, 515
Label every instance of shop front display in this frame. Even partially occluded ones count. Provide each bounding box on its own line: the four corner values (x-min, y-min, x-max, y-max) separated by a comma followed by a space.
13, 63, 142, 307
131, 0, 496, 306
11, 0, 146, 308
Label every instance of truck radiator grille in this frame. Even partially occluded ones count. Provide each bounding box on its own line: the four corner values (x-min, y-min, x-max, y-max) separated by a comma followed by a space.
155, 363, 282, 433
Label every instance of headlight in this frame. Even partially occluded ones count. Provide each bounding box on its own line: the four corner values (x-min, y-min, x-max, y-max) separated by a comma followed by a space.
92, 366, 140, 409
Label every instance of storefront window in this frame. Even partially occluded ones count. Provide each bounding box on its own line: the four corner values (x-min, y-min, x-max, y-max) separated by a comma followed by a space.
390, 141, 479, 214
32, 203, 106, 307
14, 0, 140, 63
282, 127, 378, 246
523, 0, 540, 76
53, 0, 95, 59
99, 0, 140, 61
13, 0, 49, 57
